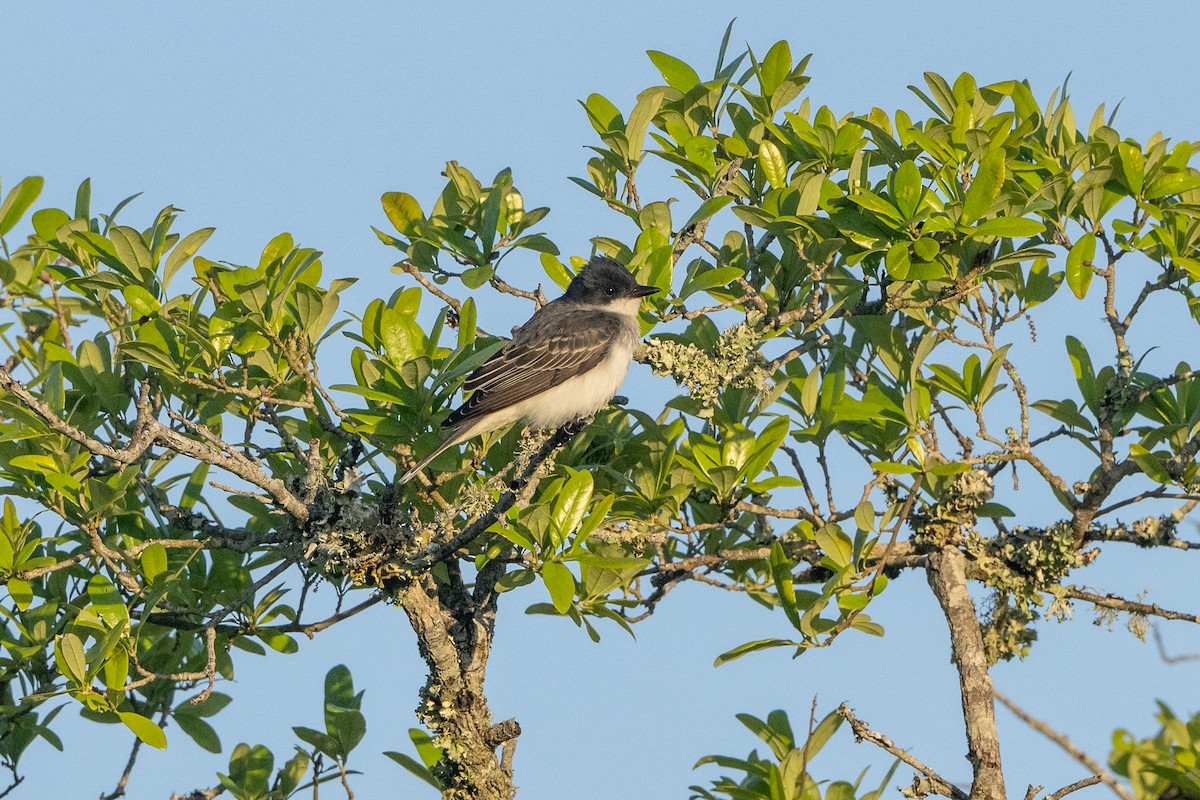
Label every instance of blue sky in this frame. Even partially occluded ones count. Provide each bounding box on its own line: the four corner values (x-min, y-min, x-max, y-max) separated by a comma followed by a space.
4, 2, 1200, 798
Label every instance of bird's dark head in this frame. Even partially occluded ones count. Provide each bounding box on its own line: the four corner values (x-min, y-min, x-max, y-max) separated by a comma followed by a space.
562, 256, 659, 311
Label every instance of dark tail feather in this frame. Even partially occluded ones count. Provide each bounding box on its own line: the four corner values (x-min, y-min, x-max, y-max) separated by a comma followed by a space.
399, 423, 472, 484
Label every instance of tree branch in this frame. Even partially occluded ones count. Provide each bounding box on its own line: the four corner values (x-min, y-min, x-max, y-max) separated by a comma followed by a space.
1064, 587, 1200, 624
836, 703, 968, 800
926, 546, 1005, 800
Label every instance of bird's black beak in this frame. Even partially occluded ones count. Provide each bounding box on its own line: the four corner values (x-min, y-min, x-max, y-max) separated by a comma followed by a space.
632, 284, 660, 298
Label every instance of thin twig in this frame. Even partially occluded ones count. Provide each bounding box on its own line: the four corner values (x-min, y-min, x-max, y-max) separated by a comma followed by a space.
1152, 625, 1200, 664
1046, 776, 1104, 800
836, 703, 968, 800
993, 688, 1134, 800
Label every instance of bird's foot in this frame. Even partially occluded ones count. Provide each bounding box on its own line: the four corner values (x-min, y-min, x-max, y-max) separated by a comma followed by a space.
563, 415, 595, 436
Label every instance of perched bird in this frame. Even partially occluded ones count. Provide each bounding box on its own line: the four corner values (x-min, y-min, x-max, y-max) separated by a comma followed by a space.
400, 256, 659, 483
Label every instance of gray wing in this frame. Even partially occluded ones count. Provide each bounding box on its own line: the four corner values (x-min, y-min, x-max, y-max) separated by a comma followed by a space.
444, 305, 625, 428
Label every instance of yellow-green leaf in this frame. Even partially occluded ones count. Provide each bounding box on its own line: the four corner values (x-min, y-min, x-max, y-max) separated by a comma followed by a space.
382, 192, 424, 236
541, 561, 575, 614
759, 140, 787, 189
1065, 233, 1096, 299
961, 149, 1005, 224
7, 578, 32, 611
118, 711, 168, 749
0, 176, 44, 236
58, 633, 87, 684
892, 160, 921, 219
647, 50, 700, 92
140, 543, 168, 582
1117, 141, 1145, 196
551, 470, 593, 544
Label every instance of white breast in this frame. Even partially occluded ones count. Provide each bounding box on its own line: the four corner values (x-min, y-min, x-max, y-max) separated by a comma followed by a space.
517, 336, 635, 428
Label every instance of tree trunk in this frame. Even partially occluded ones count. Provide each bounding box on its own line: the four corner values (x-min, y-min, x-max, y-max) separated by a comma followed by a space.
926, 545, 1006, 800
403, 561, 517, 800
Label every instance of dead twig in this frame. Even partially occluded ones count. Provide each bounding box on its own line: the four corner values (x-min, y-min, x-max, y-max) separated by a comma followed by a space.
836, 703, 967, 800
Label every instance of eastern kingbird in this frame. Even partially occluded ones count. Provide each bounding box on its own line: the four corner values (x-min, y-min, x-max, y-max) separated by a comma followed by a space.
400, 256, 659, 483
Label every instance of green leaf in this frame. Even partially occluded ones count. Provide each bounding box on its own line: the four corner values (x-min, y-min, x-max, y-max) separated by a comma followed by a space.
849, 615, 885, 636
1065, 233, 1096, 299
293, 725, 338, 758
800, 371, 820, 416
740, 417, 790, 481
163, 227, 215, 288
408, 727, 444, 768
625, 87, 665, 162
276, 752, 309, 796
571, 553, 648, 570
175, 713, 222, 753
122, 285, 161, 317
961, 149, 1004, 224
759, 40, 792, 98
0, 176, 44, 236
75, 177, 92, 221
1129, 444, 1172, 484
384, 751, 442, 790
912, 236, 939, 261
680, 266, 744, 300
88, 574, 129, 624
57, 633, 87, 684
814, 524, 853, 569
714, 637, 798, 666
885, 240, 911, 280
805, 711, 844, 760
324, 664, 359, 711
854, 501, 874, 532
573, 493, 615, 546
969, 217, 1045, 239
326, 707, 366, 756
1031, 399, 1094, 432
1117, 141, 1145, 195
32, 207, 70, 242
109, 226, 152, 273
552, 469, 593, 543
639, 201, 672, 235
136, 544, 168, 582
118, 711, 167, 749
682, 195, 735, 231
647, 50, 700, 92
259, 630, 298, 654
891, 160, 921, 219
541, 561, 575, 614
540, 253, 574, 290
7, 578, 32, 611
1146, 171, 1200, 200
849, 190, 903, 224
759, 140, 787, 189
224, 743, 274, 794
769, 542, 801, 629
480, 179, 504, 255
737, 712, 793, 760
461, 265, 494, 289
382, 192, 424, 236
581, 93, 623, 134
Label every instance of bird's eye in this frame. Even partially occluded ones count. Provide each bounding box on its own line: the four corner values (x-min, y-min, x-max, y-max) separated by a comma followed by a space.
605, 286, 616, 295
